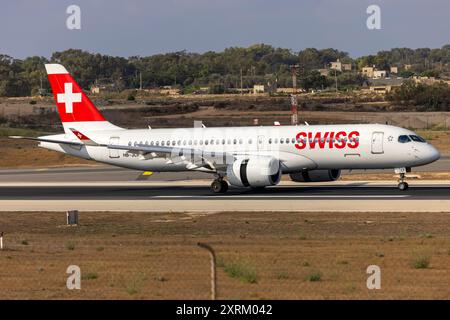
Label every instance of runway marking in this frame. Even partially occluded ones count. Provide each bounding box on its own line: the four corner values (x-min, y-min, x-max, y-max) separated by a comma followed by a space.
151, 195, 410, 199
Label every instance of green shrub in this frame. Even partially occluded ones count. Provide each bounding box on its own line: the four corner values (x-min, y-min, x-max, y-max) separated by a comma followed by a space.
82, 272, 98, 280
220, 259, 258, 284
127, 93, 136, 101
66, 241, 75, 251
411, 254, 431, 269
275, 271, 289, 280
305, 270, 322, 282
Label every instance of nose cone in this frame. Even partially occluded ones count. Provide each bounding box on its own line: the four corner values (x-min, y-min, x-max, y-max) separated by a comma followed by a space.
425, 145, 440, 163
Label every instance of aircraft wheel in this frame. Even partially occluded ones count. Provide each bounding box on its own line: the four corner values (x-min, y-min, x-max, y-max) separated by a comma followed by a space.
398, 182, 409, 191
211, 179, 228, 193
220, 180, 229, 193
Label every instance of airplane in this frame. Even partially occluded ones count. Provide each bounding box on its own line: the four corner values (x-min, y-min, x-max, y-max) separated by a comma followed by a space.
10, 64, 440, 193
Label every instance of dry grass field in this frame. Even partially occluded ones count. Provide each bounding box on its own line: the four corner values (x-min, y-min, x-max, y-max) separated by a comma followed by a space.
0, 211, 449, 299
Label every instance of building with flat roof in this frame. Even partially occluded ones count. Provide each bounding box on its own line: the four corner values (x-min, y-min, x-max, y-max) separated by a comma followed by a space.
362, 78, 404, 94
253, 84, 265, 94
361, 66, 375, 78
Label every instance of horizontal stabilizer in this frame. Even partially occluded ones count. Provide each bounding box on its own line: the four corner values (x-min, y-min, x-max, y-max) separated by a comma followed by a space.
9, 136, 83, 146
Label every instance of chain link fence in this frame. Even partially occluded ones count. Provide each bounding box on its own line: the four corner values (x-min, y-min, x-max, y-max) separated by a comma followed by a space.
1, 211, 449, 299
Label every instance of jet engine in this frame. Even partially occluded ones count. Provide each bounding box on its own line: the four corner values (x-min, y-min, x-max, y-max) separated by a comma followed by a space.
289, 169, 341, 182
227, 157, 282, 188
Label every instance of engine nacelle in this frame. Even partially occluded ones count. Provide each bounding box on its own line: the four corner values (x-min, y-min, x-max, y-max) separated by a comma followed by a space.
289, 169, 341, 182
227, 157, 282, 188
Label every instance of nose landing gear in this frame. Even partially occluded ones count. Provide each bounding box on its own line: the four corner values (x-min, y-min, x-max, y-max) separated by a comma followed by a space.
395, 167, 410, 191
398, 178, 409, 191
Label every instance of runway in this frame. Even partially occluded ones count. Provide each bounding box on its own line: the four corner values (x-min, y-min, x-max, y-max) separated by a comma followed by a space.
0, 157, 448, 212
0, 183, 450, 200
0, 180, 449, 212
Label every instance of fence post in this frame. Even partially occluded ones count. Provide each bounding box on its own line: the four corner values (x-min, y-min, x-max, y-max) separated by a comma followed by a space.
197, 242, 216, 300
0, 232, 3, 250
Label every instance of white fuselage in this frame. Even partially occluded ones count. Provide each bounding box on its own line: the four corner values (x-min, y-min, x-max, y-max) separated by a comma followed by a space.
39, 123, 440, 174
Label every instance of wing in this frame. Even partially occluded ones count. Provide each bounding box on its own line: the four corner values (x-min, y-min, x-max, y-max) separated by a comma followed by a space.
108, 143, 234, 171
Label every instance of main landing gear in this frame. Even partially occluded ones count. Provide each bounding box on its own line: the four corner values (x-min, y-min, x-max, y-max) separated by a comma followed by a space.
211, 177, 228, 193
396, 167, 410, 191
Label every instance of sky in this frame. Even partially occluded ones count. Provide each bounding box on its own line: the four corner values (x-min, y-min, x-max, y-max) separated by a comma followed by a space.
1, 0, 450, 59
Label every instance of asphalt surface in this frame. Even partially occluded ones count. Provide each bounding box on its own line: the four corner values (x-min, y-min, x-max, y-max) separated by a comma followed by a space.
0, 154, 447, 202
0, 184, 449, 200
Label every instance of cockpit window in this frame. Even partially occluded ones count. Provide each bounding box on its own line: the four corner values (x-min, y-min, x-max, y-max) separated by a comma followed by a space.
409, 135, 426, 143
398, 135, 411, 143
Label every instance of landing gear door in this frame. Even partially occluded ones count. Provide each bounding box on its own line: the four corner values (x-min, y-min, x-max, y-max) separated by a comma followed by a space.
371, 132, 384, 154
109, 137, 120, 158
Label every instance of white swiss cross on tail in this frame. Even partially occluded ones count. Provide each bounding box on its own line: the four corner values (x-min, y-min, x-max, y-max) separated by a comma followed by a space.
57, 83, 82, 113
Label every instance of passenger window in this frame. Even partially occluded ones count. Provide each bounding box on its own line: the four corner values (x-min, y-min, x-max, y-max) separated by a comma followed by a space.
398, 135, 411, 143
274, 138, 278, 144
233, 139, 237, 144
280, 138, 284, 144
269, 138, 272, 144
210, 139, 214, 145
161, 141, 165, 146
205, 140, 209, 145
239, 139, 243, 144
248, 139, 252, 144
222, 139, 225, 145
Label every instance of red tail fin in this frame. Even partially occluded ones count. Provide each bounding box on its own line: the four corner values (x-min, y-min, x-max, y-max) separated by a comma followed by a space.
45, 64, 121, 132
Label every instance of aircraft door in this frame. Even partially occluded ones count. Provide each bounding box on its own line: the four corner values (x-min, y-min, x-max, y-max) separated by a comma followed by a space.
371, 132, 384, 154
257, 135, 265, 151
109, 137, 120, 158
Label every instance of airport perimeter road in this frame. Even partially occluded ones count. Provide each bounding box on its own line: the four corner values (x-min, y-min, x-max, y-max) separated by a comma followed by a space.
0, 181, 449, 212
